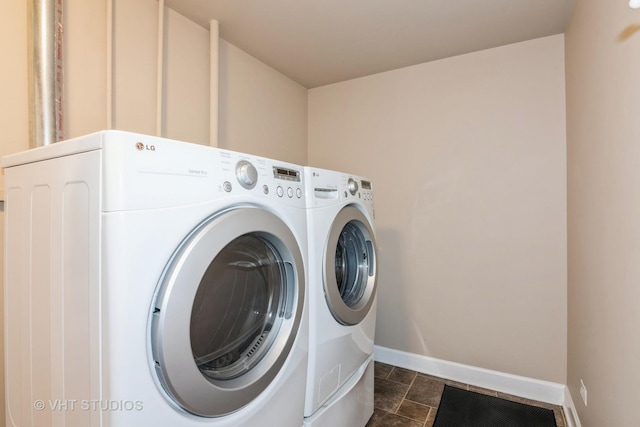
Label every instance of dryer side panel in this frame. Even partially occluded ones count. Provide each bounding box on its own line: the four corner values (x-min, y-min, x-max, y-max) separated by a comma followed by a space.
4, 149, 102, 427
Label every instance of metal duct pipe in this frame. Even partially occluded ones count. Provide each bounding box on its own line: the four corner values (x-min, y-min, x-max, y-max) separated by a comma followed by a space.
28, 0, 63, 147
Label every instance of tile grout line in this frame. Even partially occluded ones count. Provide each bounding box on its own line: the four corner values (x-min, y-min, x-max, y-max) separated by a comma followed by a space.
394, 367, 437, 426
395, 368, 418, 413
424, 407, 433, 427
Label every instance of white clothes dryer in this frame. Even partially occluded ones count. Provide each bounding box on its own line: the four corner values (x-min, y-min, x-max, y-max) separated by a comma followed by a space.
303, 167, 377, 427
3, 131, 308, 427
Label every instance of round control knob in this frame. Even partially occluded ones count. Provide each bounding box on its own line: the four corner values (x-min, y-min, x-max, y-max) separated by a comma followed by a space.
236, 160, 258, 189
347, 178, 359, 196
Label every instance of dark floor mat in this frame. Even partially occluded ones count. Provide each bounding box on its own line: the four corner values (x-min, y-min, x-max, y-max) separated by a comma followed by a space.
433, 385, 557, 427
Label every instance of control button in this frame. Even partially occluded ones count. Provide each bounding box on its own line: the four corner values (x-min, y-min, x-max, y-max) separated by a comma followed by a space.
287, 187, 293, 198
347, 178, 359, 195
263, 185, 269, 195
296, 188, 302, 198
276, 186, 284, 197
236, 160, 258, 189
223, 181, 232, 192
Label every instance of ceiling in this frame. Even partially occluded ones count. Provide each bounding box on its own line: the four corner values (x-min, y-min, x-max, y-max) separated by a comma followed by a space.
164, 0, 576, 89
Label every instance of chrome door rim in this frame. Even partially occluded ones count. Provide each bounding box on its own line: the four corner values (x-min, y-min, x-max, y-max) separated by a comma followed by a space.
323, 205, 377, 325
150, 207, 305, 417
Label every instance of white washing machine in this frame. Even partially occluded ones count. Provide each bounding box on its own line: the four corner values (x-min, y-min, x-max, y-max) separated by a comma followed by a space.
3, 130, 309, 427
303, 167, 377, 427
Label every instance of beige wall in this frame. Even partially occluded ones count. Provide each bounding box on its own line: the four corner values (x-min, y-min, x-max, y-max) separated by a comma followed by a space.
309, 35, 567, 383
164, 8, 210, 145
65, 0, 109, 137
112, 0, 159, 135
112, 0, 212, 143
218, 39, 308, 164
565, 1, 640, 426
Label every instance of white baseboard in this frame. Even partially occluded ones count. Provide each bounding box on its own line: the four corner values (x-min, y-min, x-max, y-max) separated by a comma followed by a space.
562, 386, 583, 427
374, 345, 575, 412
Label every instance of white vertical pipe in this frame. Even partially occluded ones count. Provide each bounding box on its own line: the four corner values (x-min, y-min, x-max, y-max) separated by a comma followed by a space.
28, 0, 59, 147
209, 19, 219, 147
156, 0, 165, 137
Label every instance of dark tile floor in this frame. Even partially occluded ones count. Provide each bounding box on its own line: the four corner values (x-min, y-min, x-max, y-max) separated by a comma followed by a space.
366, 362, 567, 427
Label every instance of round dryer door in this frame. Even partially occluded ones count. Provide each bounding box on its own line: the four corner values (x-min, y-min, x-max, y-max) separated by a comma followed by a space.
324, 205, 377, 325
150, 207, 305, 417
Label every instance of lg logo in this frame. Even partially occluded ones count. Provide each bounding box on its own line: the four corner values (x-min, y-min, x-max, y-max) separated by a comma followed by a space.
136, 142, 156, 151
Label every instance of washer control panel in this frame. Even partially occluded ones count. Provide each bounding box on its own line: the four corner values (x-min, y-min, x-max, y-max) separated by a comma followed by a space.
349, 177, 373, 203
306, 167, 374, 208
359, 179, 373, 201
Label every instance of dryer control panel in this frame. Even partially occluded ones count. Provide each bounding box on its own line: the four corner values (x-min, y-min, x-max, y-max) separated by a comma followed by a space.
217, 149, 305, 208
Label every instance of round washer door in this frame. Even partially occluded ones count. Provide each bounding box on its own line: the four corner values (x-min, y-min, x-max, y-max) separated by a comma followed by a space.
324, 205, 377, 325
150, 207, 305, 417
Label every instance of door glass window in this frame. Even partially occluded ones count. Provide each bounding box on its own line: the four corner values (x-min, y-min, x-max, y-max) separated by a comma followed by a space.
335, 221, 370, 308
190, 234, 286, 381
